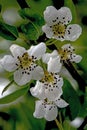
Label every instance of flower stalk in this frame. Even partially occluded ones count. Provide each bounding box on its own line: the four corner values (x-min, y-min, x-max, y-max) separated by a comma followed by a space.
55, 118, 64, 130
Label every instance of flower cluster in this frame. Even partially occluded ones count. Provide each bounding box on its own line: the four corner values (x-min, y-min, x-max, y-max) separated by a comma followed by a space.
0, 6, 82, 122
30, 56, 68, 121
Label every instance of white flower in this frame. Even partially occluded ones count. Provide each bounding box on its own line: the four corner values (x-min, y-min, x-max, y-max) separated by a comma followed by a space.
0, 43, 46, 86
58, 44, 82, 63
33, 98, 68, 121
42, 44, 82, 63
42, 50, 58, 63
42, 6, 82, 41
30, 56, 63, 101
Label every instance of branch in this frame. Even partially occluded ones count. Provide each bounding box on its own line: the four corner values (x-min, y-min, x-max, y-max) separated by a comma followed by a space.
78, 116, 87, 130
64, 61, 86, 103
16, 0, 30, 9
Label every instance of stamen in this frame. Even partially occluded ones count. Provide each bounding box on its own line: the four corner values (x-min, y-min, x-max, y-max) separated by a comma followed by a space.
52, 23, 66, 37
58, 48, 72, 61
18, 52, 33, 70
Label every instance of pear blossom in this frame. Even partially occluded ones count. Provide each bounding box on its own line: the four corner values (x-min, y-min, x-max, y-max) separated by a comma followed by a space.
0, 43, 46, 86
33, 98, 68, 121
42, 44, 82, 63
42, 50, 58, 63
42, 6, 82, 41
30, 56, 63, 101
58, 44, 82, 63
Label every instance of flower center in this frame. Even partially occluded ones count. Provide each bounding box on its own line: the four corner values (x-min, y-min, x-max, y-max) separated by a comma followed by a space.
41, 71, 54, 83
59, 49, 71, 61
18, 52, 33, 69
52, 23, 66, 38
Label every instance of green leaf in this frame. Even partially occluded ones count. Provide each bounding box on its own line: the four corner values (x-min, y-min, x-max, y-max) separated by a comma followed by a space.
0, 5, 2, 12
63, 120, 77, 130
0, 86, 29, 104
19, 8, 45, 40
0, 22, 19, 41
21, 22, 40, 40
78, 87, 87, 117
20, 102, 46, 130
2, 80, 14, 95
19, 8, 44, 25
63, 79, 81, 120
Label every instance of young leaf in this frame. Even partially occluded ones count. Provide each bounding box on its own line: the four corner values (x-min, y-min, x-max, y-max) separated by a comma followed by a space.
19, 8, 45, 40
63, 79, 81, 120
21, 22, 40, 40
0, 86, 29, 104
0, 22, 19, 41
19, 8, 45, 26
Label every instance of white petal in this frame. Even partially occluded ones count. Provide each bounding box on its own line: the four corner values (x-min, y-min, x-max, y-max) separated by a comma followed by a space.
42, 50, 58, 63
65, 24, 82, 41
52, 35, 65, 41
44, 6, 58, 25
28, 42, 46, 60
30, 81, 46, 99
27, 46, 34, 55
33, 100, 45, 118
45, 86, 63, 101
14, 68, 32, 86
57, 7, 72, 24
42, 25, 53, 38
32, 66, 44, 80
55, 75, 63, 88
0, 55, 18, 72
10, 44, 26, 57
62, 44, 74, 53
70, 54, 82, 63
48, 56, 62, 73
44, 104, 57, 121
55, 98, 68, 108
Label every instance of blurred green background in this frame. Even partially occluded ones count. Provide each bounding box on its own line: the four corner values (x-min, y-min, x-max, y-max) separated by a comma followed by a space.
0, 0, 87, 130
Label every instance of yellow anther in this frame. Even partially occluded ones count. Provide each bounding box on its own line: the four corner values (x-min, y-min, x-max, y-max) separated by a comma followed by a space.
41, 71, 54, 83
18, 52, 32, 68
58, 49, 71, 61
52, 23, 66, 37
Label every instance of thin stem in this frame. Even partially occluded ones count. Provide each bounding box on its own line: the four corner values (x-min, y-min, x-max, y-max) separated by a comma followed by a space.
46, 39, 54, 44
46, 39, 57, 45
59, 112, 62, 125
55, 118, 64, 130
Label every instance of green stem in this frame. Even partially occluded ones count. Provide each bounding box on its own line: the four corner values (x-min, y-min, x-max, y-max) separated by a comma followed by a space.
46, 39, 57, 45
59, 112, 62, 125
55, 119, 64, 130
